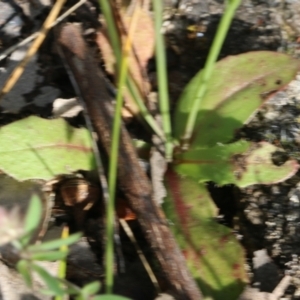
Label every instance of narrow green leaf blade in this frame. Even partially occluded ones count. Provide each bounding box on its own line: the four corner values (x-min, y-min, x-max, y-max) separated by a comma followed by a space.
94, 295, 131, 300
19, 194, 42, 247
30, 250, 68, 261
31, 263, 64, 296
81, 281, 101, 296
16, 260, 33, 287
0, 116, 96, 180
28, 233, 81, 252
164, 168, 247, 299
174, 51, 300, 148
174, 141, 299, 187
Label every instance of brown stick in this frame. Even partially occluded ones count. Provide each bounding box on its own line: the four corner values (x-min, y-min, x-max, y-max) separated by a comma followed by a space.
56, 23, 202, 300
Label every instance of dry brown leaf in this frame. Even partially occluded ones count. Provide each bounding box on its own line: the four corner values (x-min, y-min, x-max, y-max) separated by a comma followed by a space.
96, 5, 154, 117
96, 26, 116, 75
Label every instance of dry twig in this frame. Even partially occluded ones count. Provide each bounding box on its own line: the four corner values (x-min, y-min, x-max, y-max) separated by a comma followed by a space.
56, 23, 202, 300
0, 0, 66, 100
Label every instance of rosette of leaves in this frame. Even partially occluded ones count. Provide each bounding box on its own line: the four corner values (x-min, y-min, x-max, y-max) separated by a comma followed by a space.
165, 51, 300, 299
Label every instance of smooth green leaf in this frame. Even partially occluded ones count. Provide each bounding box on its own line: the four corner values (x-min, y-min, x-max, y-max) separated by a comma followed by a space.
0, 116, 96, 180
39, 289, 61, 296
174, 51, 300, 148
81, 281, 101, 296
93, 295, 131, 300
24, 194, 42, 233
16, 260, 32, 287
28, 233, 81, 252
31, 263, 64, 296
30, 250, 68, 261
63, 287, 80, 295
174, 141, 299, 187
164, 168, 247, 299
61, 280, 81, 295
20, 194, 42, 246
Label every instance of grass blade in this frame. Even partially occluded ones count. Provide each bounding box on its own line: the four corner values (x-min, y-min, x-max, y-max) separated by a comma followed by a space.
105, 5, 140, 293
181, 0, 241, 148
32, 263, 64, 296
31, 250, 68, 261
17, 260, 32, 287
98, 0, 164, 140
19, 194, 42, 247
55, 226, 70, 300
28, 232, 81, 252
152, 0, 173, 161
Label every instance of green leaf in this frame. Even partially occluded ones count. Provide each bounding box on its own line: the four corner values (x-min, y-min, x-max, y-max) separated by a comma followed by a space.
164, 168, 247, 300
30, 250, 68, 261
174, 141, 299, 187
60, 280, 80, 295
28, 233, 81, 252
31, 263, 64, 296
16, 260, 32, 287
19, 194, 43, 247
81, 281, 101, 296
0, 116, 96, 180
93, 295, 131, 300
174, 51, 300, 148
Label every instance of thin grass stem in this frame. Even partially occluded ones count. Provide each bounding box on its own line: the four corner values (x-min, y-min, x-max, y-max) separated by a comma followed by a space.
105, 6, 139, 294
98, 0, 121, 63
99, 0, 164, 140
152, 0, 173, 161
126, 77, 165, 140
181, 0, 241, 148
55, 226, 69, 300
